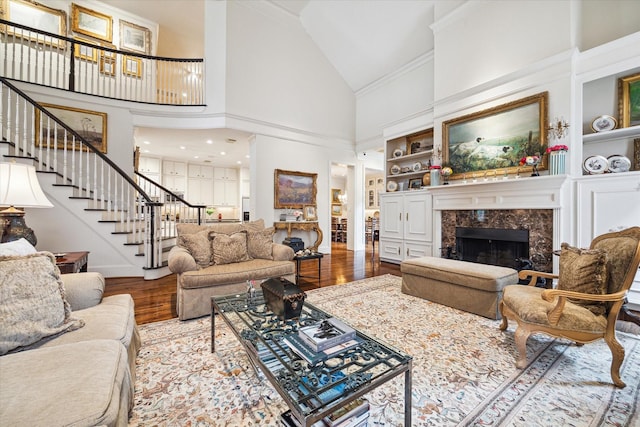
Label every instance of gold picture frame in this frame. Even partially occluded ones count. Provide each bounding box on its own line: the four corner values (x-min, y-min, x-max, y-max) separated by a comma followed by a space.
331, 188, 341, 203
303, 205, 317, 221
331, 204, 342, 216
99, 43, 116, 76
443, 92, 548, 179
122, 55, 142, 78
71, 3, 112, 43
1, 0, 67, 47
119, 19, 151, 54
633, 138, 640, 171
73, 37, 98, 62
618, 72, 640, 128
274, 169, 317, 209
35, 103, 107, 154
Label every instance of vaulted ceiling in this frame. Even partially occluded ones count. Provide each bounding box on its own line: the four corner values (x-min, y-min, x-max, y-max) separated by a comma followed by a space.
100, 0, 434, 169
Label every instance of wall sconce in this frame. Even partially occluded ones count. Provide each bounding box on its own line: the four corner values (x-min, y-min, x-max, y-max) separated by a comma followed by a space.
547, 117, 570, 140
338, 192, 348, 205
0, 161, 54, 246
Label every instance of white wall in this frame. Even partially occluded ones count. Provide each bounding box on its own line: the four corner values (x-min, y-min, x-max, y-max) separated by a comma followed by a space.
251, 134, 357, 254
225, 1, 355, 142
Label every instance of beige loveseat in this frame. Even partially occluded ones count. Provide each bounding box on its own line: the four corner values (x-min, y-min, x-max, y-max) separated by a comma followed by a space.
0, 251, 140, 427
168, 219, 295, 320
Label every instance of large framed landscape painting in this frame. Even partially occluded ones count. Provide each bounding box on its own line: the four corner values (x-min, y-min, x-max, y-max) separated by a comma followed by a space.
443, 92, 548, 179
619, 72, 640, 128
35, 103, 107, 153
274, 169, 317, 209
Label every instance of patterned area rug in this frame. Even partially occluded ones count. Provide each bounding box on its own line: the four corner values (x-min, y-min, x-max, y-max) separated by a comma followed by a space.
129, 274, 640, 426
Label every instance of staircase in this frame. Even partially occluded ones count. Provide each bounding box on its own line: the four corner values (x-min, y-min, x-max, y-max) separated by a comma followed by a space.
0, 78, 205, 279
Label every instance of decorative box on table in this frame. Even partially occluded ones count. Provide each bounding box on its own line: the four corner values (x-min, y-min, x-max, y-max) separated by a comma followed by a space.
261, 277, 306, 320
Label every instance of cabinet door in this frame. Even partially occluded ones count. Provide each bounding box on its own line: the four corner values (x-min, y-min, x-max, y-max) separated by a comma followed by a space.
163, 175, 185, 192
214, 167, 238, 180
188, 178, 214, 205
163, 160, 186, 176
139, 157, 160, 173
379, 238, 403, 263
189, 164, 214, 179
404, 192, 431, 242
379, 193, 404, 240
405, 241, 432, 259
213, 179, 238, 206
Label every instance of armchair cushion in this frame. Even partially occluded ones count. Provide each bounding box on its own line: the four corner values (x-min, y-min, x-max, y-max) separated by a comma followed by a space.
178, 229, 212, 268
211, 231, 251, 265
502, 285, 607, 333
0, 252, 84, 355
557, 243, 608, 315
247, 227, 275, 260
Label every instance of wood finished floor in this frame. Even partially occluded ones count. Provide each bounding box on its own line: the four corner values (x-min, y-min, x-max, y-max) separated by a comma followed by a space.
104, 242, 401, 325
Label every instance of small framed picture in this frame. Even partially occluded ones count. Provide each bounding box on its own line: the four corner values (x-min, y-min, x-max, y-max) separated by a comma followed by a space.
331, 204, 342, 216
409, 178, 422, 190
71, 3, 112, 43
73, 37, 98, 62
123, 55, 142, 78
303, 205, 317, 221
119, 19, 151, 54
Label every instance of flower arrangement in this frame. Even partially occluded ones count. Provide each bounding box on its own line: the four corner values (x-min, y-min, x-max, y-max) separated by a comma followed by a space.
546, 144, 568, 153
519, 155, 540, 166
293, 210, 303, 220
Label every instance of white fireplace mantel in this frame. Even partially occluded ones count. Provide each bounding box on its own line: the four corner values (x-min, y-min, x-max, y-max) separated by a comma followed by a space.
429, 174, 569, 211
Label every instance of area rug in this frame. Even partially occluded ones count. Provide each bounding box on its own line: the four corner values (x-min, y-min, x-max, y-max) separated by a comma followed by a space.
129, 274, 640, 426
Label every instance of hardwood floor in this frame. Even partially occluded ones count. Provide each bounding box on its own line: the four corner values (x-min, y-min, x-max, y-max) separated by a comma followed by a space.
104, 242, 401, 325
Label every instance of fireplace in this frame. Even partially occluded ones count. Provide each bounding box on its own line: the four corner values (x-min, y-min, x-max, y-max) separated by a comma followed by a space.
441, 209, 553, 273
455, 227, 529, 269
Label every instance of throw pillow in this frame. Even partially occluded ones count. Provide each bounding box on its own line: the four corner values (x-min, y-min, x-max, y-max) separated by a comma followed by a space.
0, 238, 37, 256
211, 231, 251, 265
557, 243, 608, 316
177, 230, 212, 268
244, 219, 265, 232
247, 227, 275, 260
0, 252, 85, 355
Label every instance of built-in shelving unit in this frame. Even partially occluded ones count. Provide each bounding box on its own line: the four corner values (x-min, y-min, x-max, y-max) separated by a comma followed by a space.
385, 128, 434, 192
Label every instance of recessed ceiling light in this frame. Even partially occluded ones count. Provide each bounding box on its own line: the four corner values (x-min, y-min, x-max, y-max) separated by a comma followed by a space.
143, 149, 150, 153
180, 146, 186, 150
194, 155, 199, 159
143, 140, 150, 145
220, 151, 226, 156
206, 140, 213, 144
236, 160, 242, 164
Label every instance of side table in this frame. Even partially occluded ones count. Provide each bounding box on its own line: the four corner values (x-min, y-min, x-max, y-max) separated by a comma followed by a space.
55, 251, 89, 274
293, 252, 323, 287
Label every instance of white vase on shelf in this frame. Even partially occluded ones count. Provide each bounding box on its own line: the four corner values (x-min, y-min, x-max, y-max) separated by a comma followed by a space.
549, 150, 567, 175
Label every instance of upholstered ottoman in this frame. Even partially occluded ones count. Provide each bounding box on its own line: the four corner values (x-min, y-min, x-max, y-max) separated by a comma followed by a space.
401, 257, 518, 319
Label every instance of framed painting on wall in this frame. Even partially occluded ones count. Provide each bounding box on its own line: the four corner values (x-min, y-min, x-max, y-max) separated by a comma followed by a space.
442, 92, 548, 179
303, 205, 317, 221
122, 55, 142, 78
119, 19, 151, 54
1, 0, 67, 47
331, 204, 342, 216
331, 188, 341, 203
35, 103, 107, 153
71, 3, 112, 43
274, 169, 317, 209
73, 37, 98, 62
618, 72, 640, 128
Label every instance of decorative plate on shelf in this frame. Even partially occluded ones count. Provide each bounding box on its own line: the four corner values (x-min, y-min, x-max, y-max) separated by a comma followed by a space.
583, 155, 609, 174
412, 162, 422, 172
386, 180, 398, 192
392, 148, 403, 158
591, 115, 617, 132
607, 155, 631, 173
390, 164, 401, 175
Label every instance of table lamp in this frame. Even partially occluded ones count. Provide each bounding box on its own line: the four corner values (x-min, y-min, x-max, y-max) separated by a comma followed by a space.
0, 161, 53, 246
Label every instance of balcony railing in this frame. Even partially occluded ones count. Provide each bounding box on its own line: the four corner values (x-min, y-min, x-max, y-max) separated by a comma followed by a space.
1, 19, 205, 106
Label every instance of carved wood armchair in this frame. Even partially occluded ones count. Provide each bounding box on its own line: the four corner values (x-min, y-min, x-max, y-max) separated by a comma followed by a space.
499, 227, 640, 388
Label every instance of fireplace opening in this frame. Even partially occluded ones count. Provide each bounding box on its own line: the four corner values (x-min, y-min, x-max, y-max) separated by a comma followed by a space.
455, 227, 529, 270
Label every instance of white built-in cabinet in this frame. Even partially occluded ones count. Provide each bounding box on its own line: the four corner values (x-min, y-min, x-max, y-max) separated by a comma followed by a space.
162, 160, 186, 192
213, 168, 238, 206
378, 190, 432, 264
187, 164, 214, 205
138, 156, 161, 181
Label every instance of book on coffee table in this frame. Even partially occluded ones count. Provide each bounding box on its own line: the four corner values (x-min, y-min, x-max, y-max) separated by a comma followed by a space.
298, 317, 356, 352
284, 333, 362, 366
323, 397, 369, 427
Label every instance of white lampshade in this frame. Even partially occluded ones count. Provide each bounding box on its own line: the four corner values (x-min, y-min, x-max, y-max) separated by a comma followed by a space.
0, 162, 53, 208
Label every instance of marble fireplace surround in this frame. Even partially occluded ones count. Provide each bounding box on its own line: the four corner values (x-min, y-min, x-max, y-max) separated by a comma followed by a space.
429, 175, 570, 273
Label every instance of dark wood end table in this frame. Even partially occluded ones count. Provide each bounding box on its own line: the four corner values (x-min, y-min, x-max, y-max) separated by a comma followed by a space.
55, 251, 89, 274
293, 252, 323, 287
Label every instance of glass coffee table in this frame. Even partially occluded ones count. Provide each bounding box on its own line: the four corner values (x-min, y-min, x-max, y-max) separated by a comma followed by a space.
211, 291, 412, 426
